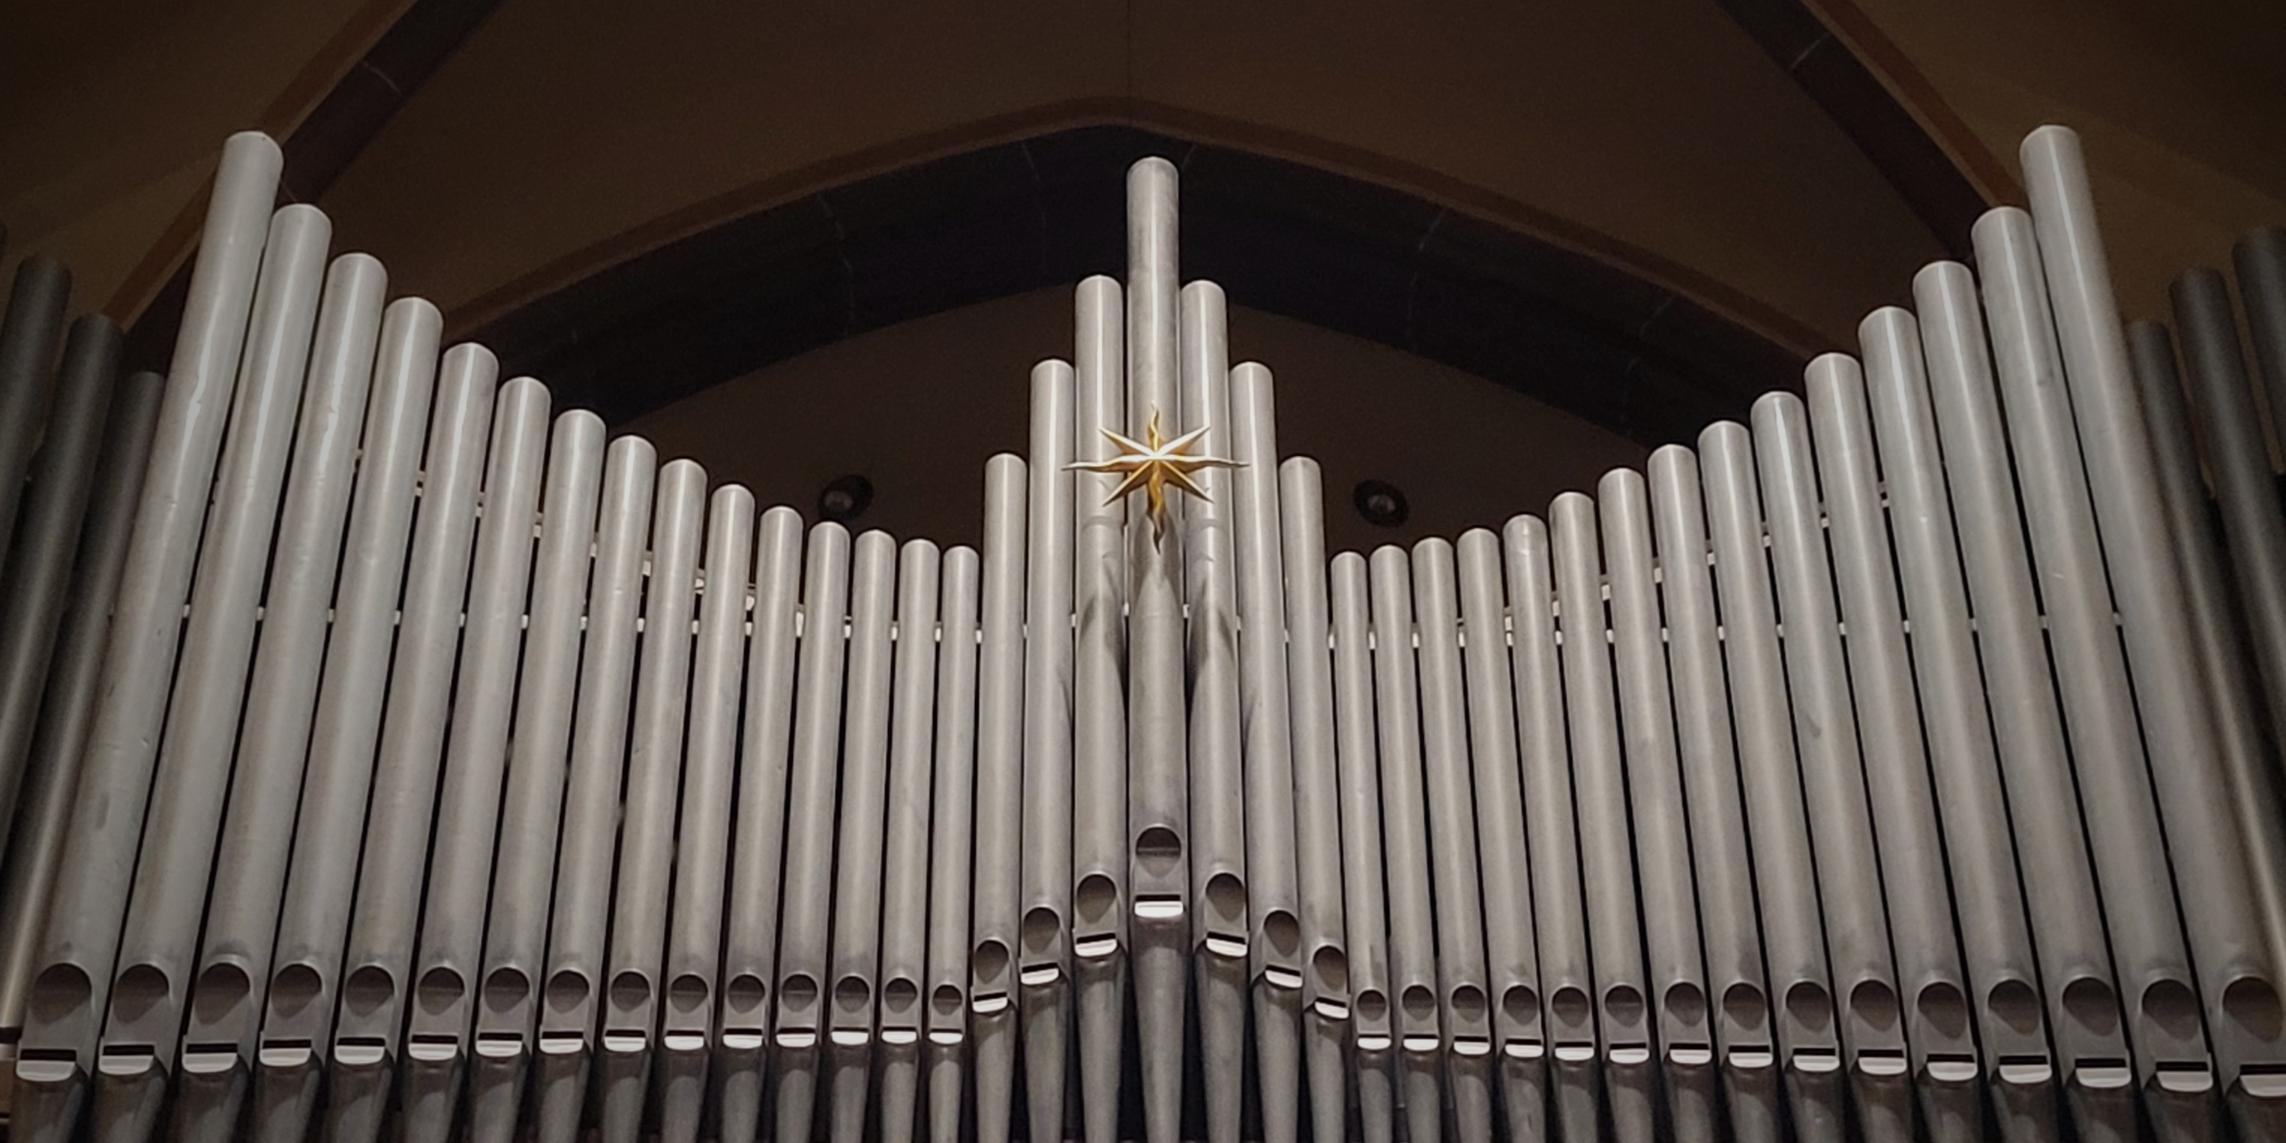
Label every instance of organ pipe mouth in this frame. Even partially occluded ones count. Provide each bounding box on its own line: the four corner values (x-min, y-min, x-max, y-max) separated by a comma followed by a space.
1133, 896, 1185, 920
1854, 1048, 1908, 1078
1790, 1046, 1841, 1074
179, 1044, 237, 1074
258, 1042, 316, 1069
94, 1042, 158, 1078
1924, 1054, 1979, 1083
2067, 1058, 2131, 1089
2154, 1059, 2216, 1094
1996, 1054, 2055, 1085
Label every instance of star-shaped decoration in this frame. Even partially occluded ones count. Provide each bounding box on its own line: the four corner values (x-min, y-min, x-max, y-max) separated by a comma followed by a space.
1067, 406, 1243, 542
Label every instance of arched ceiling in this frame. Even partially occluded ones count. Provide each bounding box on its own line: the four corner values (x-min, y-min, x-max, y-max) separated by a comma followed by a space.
0, 0, 2279, 445
1826, 0, 2286, 323
318, 0, 1938, 353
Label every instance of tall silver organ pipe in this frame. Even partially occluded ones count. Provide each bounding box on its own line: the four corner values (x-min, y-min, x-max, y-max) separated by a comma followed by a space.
2, 121, 2282, 1143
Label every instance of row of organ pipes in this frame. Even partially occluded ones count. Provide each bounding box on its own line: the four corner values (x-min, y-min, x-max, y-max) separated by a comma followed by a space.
0, 124, 2283, 1143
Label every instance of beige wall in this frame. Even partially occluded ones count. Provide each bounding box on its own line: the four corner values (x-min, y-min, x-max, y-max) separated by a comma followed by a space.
629, 287, 1646, 554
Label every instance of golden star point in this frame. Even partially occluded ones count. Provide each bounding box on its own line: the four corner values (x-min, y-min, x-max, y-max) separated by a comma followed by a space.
1065, 407, 1243, 540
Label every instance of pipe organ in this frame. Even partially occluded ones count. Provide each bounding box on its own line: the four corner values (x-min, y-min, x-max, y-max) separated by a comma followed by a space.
0, 123, 2284, 1143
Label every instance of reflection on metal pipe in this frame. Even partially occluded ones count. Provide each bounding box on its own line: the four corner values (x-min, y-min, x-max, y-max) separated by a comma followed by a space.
1500, 515, 1603, 1143
533, 435, 656, 1143
178, 255, 388, 1143
658, 484, 756, 1143
1125, 156, 1190, 1143
466, 409, 603, 1143
775, 521, 855, 1143
1548, 492, 1656, 1143
719, 504, 804, 1143
2020, 130, 2286, 1132
1645, 446, 1783, 1143
1071, 275, 1129, 1143
0, 308, 107, 856
877, 539, 944, 1143
1410, 538, 1494, 1143
1231, 362, 1303, 1143
0, 256, 72, 583
927, 545, 983, 1143
1917, 259, 2137, 1143
1021, 357, 1076, 1143
1751, 392, 1912, 1143
1694, 423, 1846, 1143
1804, 355, 1980, 1143
99, 205, 332, 1143
1597, 470, 1718, 1143
1281, 460, 1351, 1143
0, 369, 161, 1089
973, 456, 1028, 1143
1454, 530, 1544, 1143
826, 530, 898, 1143
17, 133, 279, 1143
1368, 546, 1442, 1143
1330, 552, 1394, 1143
1860, 306, 2061, 1143
402, 377, 552, 1143
1972, 211, 2215, 1141
2161, 279, 2286, 977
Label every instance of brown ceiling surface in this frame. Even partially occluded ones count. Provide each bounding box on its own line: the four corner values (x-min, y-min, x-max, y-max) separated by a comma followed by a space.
0, 0, 395, 317
6, 0, 2282, 386
318, 0, 1943, 352
1843, 0, 2286, 324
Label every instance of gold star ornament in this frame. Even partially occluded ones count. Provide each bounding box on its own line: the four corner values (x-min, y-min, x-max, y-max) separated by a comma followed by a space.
1066, 406, 1243, 541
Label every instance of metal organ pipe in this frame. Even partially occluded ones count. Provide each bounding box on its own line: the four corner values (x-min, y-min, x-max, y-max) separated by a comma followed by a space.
1, 119, 2278, 1143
